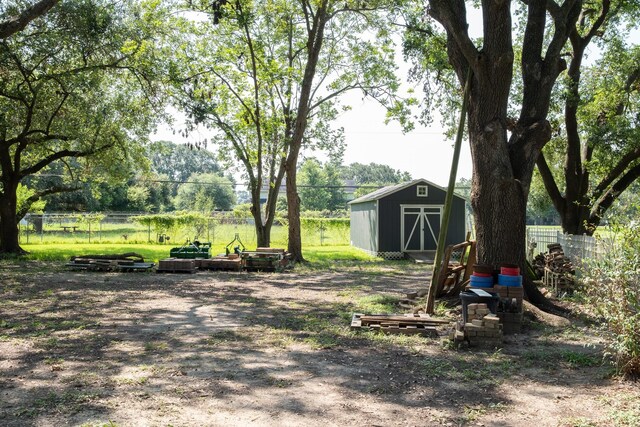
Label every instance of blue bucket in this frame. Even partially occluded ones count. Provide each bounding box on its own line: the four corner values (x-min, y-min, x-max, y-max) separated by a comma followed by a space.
498, 274, 522, 287
470, 275, 494, 288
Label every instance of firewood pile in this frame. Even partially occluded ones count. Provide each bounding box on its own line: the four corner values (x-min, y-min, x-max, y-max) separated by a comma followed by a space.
542, 243, 575, 294
532, 244, 575, 277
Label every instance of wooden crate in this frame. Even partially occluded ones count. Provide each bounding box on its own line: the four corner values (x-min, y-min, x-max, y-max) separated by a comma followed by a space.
199, 257, 243, 271
157, 258, 196, 274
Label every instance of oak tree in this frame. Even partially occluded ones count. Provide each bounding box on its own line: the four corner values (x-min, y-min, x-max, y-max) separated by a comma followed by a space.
0, 0, 166, 253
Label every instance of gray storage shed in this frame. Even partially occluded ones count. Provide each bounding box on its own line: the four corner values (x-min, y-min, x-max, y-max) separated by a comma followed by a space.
348, 178, 467, 259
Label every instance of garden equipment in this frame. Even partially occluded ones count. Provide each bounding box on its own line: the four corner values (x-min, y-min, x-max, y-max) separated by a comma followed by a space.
225, 233, 245, 256
169, 240, 211, 259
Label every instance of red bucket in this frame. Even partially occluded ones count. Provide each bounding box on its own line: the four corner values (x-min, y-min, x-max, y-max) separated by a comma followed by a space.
500, 264, 520, 276
472, 272, 492, 278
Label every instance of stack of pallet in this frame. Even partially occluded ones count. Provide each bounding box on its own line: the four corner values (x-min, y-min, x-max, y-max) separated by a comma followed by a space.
66, 254, 154, 272
543, 243, 575, 294
351, 313, 449, 337
241, 248, 291, 272
157, 258, 196, 273
199, 254, 243, 271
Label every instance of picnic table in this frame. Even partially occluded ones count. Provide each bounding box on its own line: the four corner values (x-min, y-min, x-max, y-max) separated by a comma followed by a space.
61, 226, 78, 232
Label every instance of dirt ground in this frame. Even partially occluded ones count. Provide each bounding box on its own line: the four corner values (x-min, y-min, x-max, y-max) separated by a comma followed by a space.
0, 261, 638, 427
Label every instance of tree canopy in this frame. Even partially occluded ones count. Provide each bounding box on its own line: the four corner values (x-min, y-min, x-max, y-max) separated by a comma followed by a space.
174, 173, 236, 213
538, 32, 640, 234
0, 0, 167, 253
298, 158, 345, 212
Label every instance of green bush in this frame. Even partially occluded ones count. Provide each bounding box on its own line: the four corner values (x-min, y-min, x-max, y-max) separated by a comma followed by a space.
582, 223, 640, 377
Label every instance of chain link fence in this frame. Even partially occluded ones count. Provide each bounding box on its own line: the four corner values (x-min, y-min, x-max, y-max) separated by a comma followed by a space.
19, 212, 350, 249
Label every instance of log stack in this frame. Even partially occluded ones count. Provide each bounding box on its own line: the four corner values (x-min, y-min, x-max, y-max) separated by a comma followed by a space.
543, 243, 575, 294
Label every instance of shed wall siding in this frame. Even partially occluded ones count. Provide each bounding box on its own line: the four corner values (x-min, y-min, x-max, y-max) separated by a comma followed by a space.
378, 183, 466, 252
349, 201, 377, 253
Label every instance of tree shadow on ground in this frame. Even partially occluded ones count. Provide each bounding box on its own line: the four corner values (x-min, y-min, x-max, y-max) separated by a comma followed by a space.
0, 263, 614, 426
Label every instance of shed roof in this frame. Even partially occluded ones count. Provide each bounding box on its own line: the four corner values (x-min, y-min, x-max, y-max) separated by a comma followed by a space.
347, 178, 466, 205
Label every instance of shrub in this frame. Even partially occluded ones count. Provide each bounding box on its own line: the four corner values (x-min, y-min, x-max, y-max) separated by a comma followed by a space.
581, 222, 640, 377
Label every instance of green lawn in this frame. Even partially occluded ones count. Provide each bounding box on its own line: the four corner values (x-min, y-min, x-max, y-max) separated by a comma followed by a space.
20, 243, 378, 264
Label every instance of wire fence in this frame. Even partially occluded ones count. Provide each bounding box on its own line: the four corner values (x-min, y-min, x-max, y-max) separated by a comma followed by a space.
18, 212, 350, 249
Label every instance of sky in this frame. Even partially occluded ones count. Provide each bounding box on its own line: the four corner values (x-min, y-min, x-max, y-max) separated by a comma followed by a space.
331, 93, 472, 187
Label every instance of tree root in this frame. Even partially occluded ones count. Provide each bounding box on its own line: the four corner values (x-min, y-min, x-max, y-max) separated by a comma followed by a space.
523, 300, 571, 328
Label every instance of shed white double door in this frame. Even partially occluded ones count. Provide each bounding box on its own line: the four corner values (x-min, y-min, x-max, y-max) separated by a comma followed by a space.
401, 205, 442, 251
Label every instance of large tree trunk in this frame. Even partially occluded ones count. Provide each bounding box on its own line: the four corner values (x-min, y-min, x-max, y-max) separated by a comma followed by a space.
467, 85, 549, 307
283, 1, 328, 263
561, 202, 592, 235
285, 155, 304, 262
427, 0, 581, 309
0, 179, 26, 255
249, 181, 271, 248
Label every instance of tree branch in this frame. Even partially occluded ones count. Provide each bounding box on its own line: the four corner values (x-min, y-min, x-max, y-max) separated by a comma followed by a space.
20, 144, 111, 178
0, 0, 59, 39
428, 0, 478, 71
536, 152, 566, 217
592, 147, 640, 201
589, 162, 640, 225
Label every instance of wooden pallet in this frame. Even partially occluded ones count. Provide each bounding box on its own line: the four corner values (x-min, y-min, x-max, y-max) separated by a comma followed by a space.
66, 255, 154, 272
241, 250, 290, 272
156, 258, 196, 274
198, 257, 243, 271
350, 313, 450, 337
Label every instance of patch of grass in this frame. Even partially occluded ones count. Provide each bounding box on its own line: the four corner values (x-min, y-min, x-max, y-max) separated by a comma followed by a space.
462, 403, 507, 422
114, 375, 149, 386
560, 417, 598, 427
434, 301, 450, 317
61, 371, 102, 387
353, 294, 401, 314
598, 392, 640, 426
520, 347, 560, 367
256, 326, 297, 348
561, 350, 601, 368
302, 324, 348, 349
420, 358, 456, 378
43, 357, 64, 365
203, 330, 250, 346
336, 284, 370, 299
301, 245, 380, 266
144, 341, 169, 352
80, 422, 119, 427
40, 337, 59, 350
25, 390, 102, 416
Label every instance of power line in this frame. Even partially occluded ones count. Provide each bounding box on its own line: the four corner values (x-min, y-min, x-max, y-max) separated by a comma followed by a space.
31, 174, 387, 189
